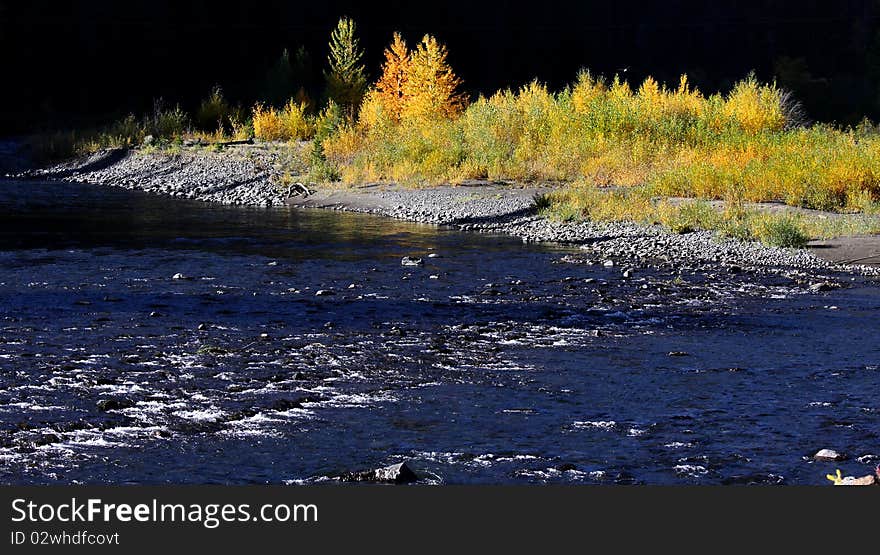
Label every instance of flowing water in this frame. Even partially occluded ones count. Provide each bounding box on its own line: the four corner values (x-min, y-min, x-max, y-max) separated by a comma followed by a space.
1, 180, 878, 485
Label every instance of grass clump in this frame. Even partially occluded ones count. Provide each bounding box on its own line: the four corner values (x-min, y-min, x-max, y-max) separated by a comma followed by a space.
751, 214, 810, 248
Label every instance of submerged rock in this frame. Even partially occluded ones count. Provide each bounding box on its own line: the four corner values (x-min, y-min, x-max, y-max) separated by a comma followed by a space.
340, 462, 419, 484
96, 398, 134, 412
401, 256, 424, 267
808, 282, 836, 293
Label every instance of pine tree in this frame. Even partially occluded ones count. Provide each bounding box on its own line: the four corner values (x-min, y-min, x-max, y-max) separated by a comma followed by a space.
324, 17, 367, 116
401, 35, 464, 122
374, 33, 411, 121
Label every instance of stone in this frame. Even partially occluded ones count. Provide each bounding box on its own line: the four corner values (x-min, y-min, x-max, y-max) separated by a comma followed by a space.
315, 289, 335, 296
603, 260, 614, 267
401, 256, 424, 266
808, 282, 835, 293
836, 475, 876, 486
667, 351, 690, 357
813, 448, 846, 461
341, 462, 419, 484
172, 273, 188, 280
96, 398, 134, 412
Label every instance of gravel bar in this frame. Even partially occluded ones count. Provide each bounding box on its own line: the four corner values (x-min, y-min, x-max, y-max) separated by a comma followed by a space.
17, 146, 880, 276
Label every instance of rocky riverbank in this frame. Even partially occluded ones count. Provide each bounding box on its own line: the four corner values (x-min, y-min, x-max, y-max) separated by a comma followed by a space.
20, 145, 289, 207
12, 145, 880, 275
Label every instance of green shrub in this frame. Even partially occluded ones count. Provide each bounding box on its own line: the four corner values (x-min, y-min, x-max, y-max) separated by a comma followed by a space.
196, 85, 231, 131
752, 215, 809, 247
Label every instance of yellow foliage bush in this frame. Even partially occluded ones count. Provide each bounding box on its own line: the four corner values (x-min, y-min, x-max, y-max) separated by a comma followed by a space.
253, 100, 314, 141
324, 53, 880, 214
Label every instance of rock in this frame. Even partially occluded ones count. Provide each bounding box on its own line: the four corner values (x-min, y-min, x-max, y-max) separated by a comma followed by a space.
427, 253, 441, 258
667, 351, 690, 357
622, 268, 634, 278
813, 448, 846, 461
401, 256, 424, 267
96, 398, 134, 412
808, 282, 836, 293
341, 462, 419, 484
149, 311, 161, 318
268, 398, 310, 411
836, 475, 877, 486
172, 273, 188, 280
197, 323, 208, 331
603, 260, 615, 267
34, 433, 61, 446
315, 289, 335, 296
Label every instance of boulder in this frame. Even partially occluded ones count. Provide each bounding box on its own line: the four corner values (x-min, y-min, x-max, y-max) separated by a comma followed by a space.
813, 448, 846, 461
808, 282, 836, 293
341, 462, 419, 484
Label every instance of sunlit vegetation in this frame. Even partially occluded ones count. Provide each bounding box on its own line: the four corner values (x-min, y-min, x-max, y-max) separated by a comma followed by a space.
252, 100, 313, 141
25, 16, 880, 244
323, 17, 368, 116
538, 186, 880, 247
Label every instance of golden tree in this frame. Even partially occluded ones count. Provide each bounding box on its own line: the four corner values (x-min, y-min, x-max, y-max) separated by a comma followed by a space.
401, 35, 464, 122
374, 33, 411, 121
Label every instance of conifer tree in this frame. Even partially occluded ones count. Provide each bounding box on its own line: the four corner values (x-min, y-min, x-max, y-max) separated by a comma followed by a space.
401, 35, 464, 121
324, 17, 367, 116
374, 33, 411, 121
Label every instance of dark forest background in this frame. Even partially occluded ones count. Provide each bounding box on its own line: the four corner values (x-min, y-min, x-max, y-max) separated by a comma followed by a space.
2, 1, 880, 135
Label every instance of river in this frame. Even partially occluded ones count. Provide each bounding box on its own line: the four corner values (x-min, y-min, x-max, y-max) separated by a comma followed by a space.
1, 180, 878, 484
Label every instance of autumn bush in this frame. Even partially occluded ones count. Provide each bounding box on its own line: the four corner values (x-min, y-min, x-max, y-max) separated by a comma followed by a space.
319, 40, 880, 215
252, 100, 314, 141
